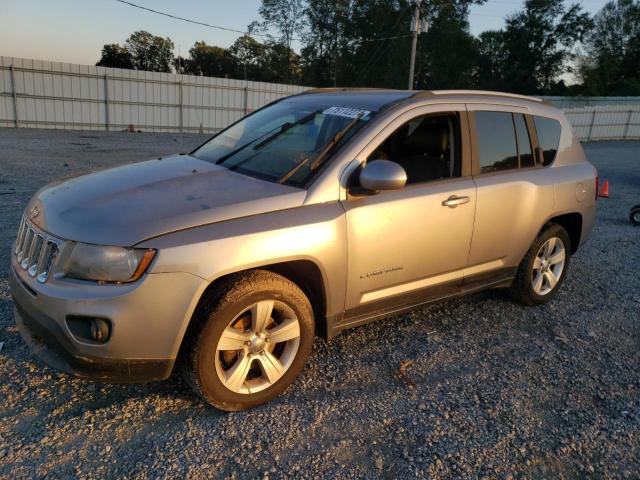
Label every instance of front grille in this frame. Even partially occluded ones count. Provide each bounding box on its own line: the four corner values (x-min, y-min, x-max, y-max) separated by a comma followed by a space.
14, 216, 62, 283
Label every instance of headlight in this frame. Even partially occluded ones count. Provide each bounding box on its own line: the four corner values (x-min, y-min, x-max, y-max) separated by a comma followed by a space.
64, 243, 156, 283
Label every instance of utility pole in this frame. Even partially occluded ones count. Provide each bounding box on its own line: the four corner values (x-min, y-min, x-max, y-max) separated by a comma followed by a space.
408, 0, 421, 90
408, 0, 428, 90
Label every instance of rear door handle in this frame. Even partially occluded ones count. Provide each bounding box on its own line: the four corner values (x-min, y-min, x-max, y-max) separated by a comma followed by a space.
442, 195, 470, 208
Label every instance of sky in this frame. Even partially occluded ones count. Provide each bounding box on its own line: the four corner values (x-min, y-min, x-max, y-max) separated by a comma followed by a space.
0, 0, 612, 66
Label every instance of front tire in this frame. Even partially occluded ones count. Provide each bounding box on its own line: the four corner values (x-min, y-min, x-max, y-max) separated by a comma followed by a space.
182, 270, 314, 411
510, 224, 571, 306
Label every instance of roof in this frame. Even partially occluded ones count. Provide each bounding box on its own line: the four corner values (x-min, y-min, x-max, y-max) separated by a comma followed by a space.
299, 87, 548, 109
291, 88, 414, 112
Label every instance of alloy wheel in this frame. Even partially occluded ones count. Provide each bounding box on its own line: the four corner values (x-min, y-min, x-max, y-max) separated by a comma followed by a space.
532, 237, 566, 296
214, 300, 301, 394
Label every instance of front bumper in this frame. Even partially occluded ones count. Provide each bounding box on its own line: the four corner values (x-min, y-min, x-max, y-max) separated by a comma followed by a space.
9, 258, 207, 382
14, 304, 172, 382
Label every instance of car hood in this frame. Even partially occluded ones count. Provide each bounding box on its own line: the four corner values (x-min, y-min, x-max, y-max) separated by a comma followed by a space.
26, 155, 307, 246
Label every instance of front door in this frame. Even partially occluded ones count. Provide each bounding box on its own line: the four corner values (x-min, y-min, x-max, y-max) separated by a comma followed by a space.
340, 105, 476, 321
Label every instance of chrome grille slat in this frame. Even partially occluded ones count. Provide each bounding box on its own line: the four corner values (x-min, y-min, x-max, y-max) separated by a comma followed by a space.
13, 218, 63, 284
37, 242, 58, 283
28, 235, 44, 276
34, 240, 50, 277
25, 232, 39, 270
16, 220, 29, 261
14, 217, 26, 254
20, 229, 35, 268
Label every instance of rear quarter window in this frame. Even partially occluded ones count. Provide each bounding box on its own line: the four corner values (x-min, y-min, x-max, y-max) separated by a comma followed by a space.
533, 116, 561, 166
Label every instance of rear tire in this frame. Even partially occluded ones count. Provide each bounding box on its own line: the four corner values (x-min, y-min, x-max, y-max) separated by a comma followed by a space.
630, 205, 640, 226
182, 270, 314, 411
510, 224, 571, 306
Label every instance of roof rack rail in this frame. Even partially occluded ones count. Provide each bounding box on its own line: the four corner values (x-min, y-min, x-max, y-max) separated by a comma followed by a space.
431, 90, 543, 102
299, 87, 391, 95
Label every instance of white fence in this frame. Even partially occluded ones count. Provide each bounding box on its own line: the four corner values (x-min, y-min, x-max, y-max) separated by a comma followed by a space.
543, 96, 640, 141
0, 56, 307, 133
2, 57, 640, 140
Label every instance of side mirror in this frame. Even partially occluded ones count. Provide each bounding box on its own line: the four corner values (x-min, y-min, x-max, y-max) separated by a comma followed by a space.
359, 160, 407, 192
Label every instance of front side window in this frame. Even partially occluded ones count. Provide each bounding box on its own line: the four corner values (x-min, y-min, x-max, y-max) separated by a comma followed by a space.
533, 116, 561, 166
193, 99, 375, 187
367, 113, 461, 185
475, 111, 518, 173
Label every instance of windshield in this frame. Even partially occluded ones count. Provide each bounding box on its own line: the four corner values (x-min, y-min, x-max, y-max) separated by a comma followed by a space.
192, 97, 375, 187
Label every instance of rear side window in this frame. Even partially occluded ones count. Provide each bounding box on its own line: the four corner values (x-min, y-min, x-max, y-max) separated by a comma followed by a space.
514, 114, 534, 168
475, 111, 518, 173
533, 116, 561, 166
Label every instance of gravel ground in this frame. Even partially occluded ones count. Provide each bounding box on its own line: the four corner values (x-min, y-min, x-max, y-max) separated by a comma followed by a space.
0, 128, 639, 479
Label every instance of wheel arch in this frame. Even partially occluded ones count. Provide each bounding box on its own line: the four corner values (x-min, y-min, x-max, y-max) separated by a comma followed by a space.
177, 260, 329, 364
543, 212, 582, 253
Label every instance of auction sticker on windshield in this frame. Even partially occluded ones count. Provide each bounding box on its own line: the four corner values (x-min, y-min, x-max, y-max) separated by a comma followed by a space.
323, 106, 371, 119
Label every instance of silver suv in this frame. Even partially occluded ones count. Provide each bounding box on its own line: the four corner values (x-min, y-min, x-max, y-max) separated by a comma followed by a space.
10, 89, 597, 410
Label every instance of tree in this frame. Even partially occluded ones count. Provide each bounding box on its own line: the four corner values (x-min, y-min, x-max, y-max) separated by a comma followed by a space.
478, 0, 592, 94
298, 0, 487, 89
173, 56, 189, 74
475, 31, 508, 90
96, 44, 133, 69
320, 0, 415, 89
229, 35, 268, 80
125, 30, 175, 72
256, 0, 306, 51
413, 2, 484, 89
181, 41, 238, 77
299, 0, 352, 87
260, 42, 302, 83
254, 0, 306, 81
579, 0, 640, 95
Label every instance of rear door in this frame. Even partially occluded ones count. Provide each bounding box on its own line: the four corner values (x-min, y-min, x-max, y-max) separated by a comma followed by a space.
466, 104, 554, 273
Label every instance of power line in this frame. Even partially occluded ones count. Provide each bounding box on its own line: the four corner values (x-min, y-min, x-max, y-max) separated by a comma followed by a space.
360, 34, 413, 43
112, 0, 600, 51
355, 4, 414, 84
112, 0, 268, 38
113, 0, 412, 46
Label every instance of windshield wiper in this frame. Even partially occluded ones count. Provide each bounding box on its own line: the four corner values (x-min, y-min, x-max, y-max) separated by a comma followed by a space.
214, 126, 279, 165
215, 109, 321, 166
277, 113, 364, 185
309, 113, 363, 172
253, 109, 320, 150
276, 155, 312, 184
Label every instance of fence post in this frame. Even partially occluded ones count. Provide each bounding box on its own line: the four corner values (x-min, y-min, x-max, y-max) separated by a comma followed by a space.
587, 110, 597, 141
623, 109, 633, 140
179, 80, 183, 134
10, 65, 19, 128
243, 86, 249, 115
104, 74, 110, 131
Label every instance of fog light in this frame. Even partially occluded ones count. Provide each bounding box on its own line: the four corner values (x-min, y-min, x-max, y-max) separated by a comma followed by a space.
66, 316, 111, 344
90, 318, 110, 342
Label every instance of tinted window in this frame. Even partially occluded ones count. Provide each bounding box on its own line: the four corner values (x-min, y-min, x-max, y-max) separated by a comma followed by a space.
514, 114, 534, 168
368, 113, 461, 184
475, 112, 518, 173
533, 116, 561, 166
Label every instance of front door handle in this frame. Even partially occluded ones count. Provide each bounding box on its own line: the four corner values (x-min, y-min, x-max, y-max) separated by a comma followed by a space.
442, 195, 470, 208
